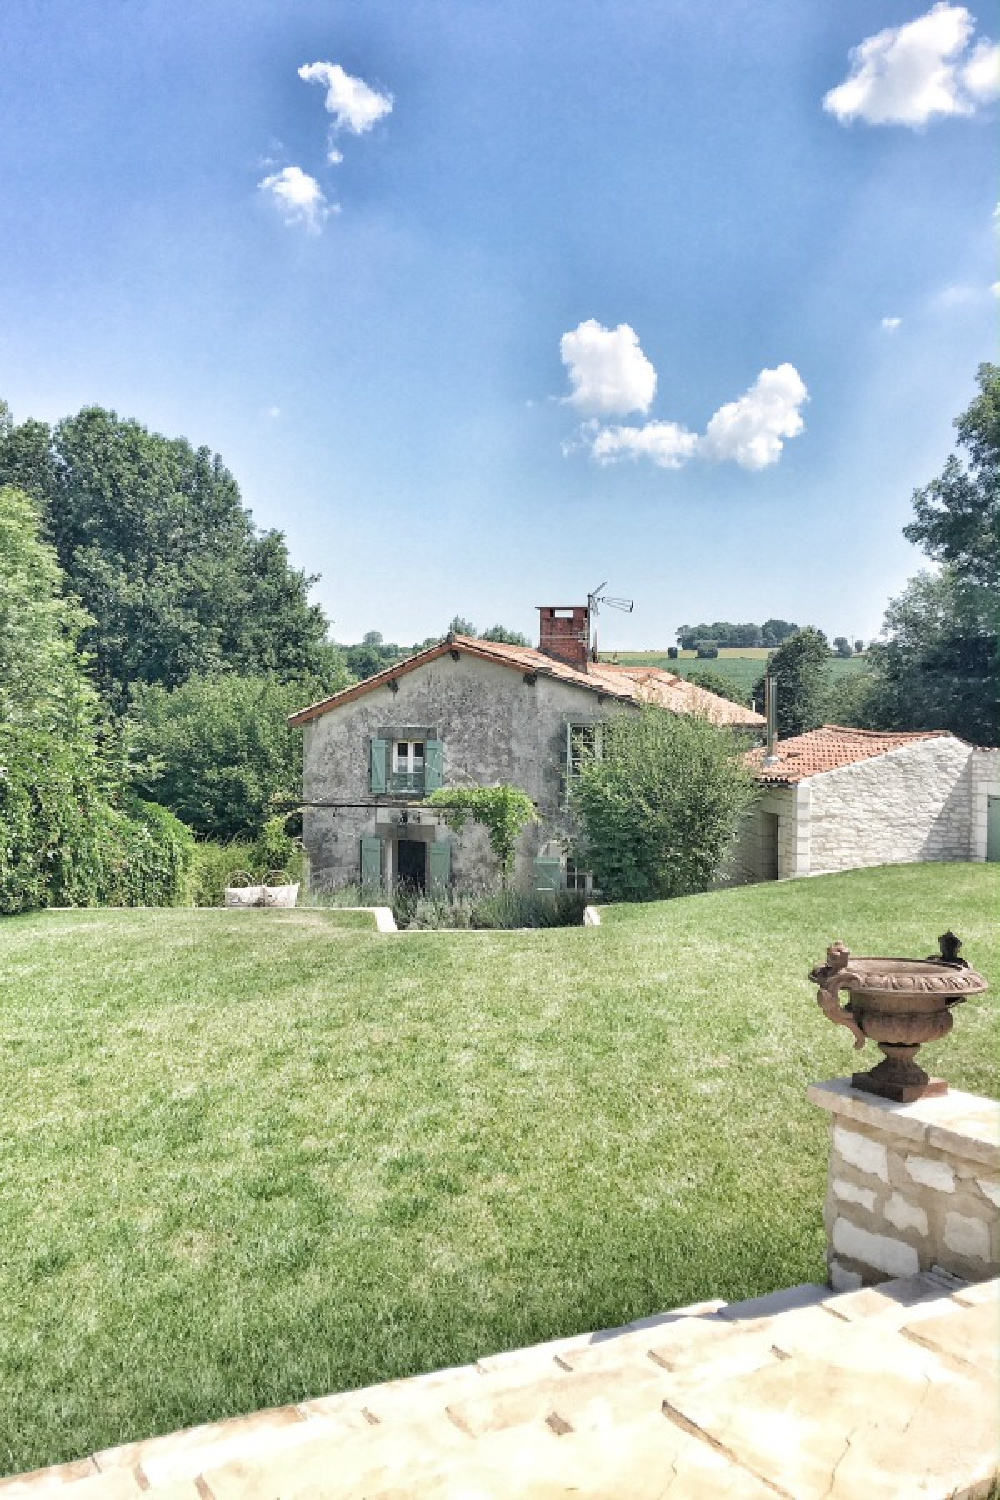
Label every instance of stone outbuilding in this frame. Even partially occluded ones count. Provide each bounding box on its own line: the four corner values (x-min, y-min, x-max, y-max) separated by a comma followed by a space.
735, 725, 1000, 882
290, 606, 764, 896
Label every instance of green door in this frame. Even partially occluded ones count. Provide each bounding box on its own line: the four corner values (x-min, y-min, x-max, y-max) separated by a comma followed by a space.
987, 797, 1000, 863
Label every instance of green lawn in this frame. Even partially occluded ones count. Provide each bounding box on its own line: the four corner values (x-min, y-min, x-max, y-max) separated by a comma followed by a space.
2, 865, 997, 1476
603, 650, 869, 697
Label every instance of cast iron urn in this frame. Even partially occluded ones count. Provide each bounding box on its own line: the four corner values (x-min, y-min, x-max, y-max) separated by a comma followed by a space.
809, 932, 988, 1102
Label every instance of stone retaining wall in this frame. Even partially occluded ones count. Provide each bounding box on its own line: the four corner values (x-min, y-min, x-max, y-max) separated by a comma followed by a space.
808, 1078, 999, 1289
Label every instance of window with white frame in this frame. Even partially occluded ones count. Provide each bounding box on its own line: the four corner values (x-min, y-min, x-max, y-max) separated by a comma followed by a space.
564, 722, 602, 802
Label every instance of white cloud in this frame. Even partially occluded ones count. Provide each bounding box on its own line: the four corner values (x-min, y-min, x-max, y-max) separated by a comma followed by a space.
700, 364, 809, 470
258, 166, 333, 232
590, 420, 699, 469
298, 61, 393, 135
881, 316, 903, 330
266, 406, 282, 419
962, 37, 1000, 99
823, 3, 999, 126
992, 282, 1000, 297
559, 320, 657, 416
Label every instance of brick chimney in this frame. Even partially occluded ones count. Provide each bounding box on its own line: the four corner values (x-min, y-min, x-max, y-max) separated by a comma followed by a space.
537, 605, 590, 670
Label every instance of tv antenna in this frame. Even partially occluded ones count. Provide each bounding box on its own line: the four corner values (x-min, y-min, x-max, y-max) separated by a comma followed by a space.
587, 582, 633, 662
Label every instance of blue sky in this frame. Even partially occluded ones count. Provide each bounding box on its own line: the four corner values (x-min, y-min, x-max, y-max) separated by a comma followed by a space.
2, 0, 996, 649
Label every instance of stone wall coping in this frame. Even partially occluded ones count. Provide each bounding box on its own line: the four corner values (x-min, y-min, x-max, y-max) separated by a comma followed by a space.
807, 1078, 999, 1170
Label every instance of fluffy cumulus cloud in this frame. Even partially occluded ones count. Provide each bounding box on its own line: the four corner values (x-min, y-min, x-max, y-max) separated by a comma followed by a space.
258, 166, 332, 232
559, 320, 657, 416
823, 3, 1000, 126
700, 364, 808, 470
559, 324, 808, 474
298, 61, 393, 140
591, 420, 700, 469
881, 315, 903, 330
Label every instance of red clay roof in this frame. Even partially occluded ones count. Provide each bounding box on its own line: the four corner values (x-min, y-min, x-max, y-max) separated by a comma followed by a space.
289, 636, 765, 728
747, 724, 956, 783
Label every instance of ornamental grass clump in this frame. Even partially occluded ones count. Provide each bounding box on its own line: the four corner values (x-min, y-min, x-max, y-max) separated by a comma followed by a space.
570, 705, 759, 903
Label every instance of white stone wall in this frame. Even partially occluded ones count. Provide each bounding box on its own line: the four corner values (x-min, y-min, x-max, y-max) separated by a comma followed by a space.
970, 748, 1000, 861
807, 737, 975, 876
808, 1080, 999, 1289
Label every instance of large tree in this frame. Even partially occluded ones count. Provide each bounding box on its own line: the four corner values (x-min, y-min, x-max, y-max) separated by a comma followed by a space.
751, 627, 831, 737
130, 669, 350, 841
852, 366, 999, 746
904, 362, 999, 590
858, 570, 995, 746
570, 706, 758, 902
0, 404, 333, 711
0, 485, 192, 910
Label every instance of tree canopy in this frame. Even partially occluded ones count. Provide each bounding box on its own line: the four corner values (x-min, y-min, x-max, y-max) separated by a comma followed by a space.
0, 403, 334, 711
0, 485, 192, 910
570, 707, 757, 902
751, 627, 831, 737
853, 366, 999, 746
904, 362, 999, 591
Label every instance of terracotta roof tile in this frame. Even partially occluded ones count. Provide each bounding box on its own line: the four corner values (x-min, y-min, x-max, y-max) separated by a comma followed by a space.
289, 636, 765, 728
747, 724, 956, 783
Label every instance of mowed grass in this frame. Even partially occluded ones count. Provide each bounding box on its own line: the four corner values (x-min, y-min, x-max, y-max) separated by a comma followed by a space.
604, 650, 869, 697
2, 866, 997, 1475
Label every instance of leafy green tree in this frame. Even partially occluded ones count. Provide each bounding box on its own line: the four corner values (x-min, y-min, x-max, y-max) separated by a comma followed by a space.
752, 628, 831, 737
761, 619, 799, 647
0, 404, 333, 711
447, 615, 478, 637
685, 667, 750, 706
904, 362, 999, 590
570, 707, 758, 902
855, 571, 996, 745
343, 637, 404, 680
846, 368, 1000, 746
481, 624, 530, 646
0, 485, 192, 910
130, 667, 350, 841
832, 636, 853, 658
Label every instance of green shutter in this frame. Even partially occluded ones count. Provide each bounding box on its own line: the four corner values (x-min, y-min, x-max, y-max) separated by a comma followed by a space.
533, 856, 563, 893
360, 836, 383, 887
425, 739, 444, 791
428, 841, 452, 892
370, 738, 388, 794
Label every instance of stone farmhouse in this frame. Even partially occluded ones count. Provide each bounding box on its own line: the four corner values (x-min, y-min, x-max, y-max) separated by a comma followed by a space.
290, 604, 764, 895
735, 725, 1000, 882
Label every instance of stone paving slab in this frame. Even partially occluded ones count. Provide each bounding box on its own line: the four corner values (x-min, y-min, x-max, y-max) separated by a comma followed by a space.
901, 1299, 1000, 1374
362, 1413, 778, 1499
663, 1336, 999, 1500
4, 1277, 996, 1498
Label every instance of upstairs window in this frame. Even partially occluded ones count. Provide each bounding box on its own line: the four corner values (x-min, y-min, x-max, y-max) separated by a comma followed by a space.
393, 740, 425, 791
563, 722, 602, 803
370, 736, 443, 795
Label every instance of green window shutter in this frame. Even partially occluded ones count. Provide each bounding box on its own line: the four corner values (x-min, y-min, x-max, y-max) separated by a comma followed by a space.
370, 738, 388, 794
360, 836, 383, 886
428, 841, 452, 892
533, 856, 563, 893
424, 739, 444, 790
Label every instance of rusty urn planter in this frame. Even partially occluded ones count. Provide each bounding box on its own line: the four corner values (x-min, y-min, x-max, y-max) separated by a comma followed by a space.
809, 932, 988, 1103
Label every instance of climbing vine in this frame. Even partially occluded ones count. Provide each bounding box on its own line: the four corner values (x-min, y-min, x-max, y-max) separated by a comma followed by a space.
427, 785, 537, 880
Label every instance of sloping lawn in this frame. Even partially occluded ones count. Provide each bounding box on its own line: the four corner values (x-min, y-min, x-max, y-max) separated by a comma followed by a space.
2, 865, 997, 1476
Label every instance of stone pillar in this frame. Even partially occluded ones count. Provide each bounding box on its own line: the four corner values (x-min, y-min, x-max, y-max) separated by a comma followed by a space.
808, 1078, 999, 1290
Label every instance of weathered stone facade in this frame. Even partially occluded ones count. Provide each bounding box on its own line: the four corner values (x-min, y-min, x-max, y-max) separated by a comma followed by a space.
299, 654, 620, 892
808, 1079, 999, 1289
736, 739, 999, 883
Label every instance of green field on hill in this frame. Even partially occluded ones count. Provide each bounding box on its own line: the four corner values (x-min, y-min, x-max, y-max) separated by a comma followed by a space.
603, 651, 870, 698
2, 863, 995, 1476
